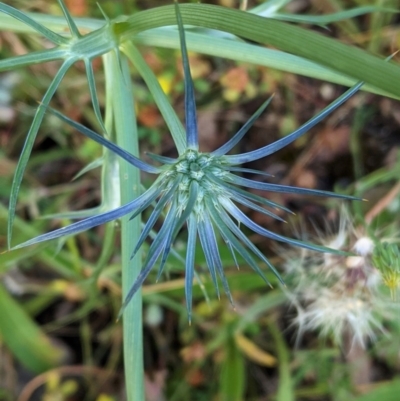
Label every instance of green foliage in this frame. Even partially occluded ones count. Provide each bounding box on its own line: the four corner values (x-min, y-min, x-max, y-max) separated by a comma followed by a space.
1, 1, 400, 400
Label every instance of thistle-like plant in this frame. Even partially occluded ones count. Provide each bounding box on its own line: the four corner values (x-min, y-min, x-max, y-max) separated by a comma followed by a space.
11, 4, 362, 321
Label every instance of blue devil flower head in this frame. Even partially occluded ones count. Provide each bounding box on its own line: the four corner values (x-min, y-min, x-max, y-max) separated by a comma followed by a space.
13, 4, 362, 320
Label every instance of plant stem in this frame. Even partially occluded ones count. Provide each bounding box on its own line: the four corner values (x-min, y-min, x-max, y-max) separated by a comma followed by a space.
104, 51, 144, 400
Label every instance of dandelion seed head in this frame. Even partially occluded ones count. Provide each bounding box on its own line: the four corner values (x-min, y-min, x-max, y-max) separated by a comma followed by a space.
285, 209, 397, 347
354, 236, 375, 256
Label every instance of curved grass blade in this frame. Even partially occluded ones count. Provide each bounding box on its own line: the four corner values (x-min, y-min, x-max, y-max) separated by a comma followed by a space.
121, 42, 186, 154
175, 2, 198, 149
0, 283, 64, 373
7, 58, 75, 249
0, 3, 68, 45
47, 107, 160, 174
134, 29, 392, 98
274, 6, 399, 26
212, 95, 274, 156
117, 4, 400, 98
225, 82, 363, 164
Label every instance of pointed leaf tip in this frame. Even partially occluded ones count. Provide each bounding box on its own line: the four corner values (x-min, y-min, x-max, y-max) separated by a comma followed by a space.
174, 2, 198, 149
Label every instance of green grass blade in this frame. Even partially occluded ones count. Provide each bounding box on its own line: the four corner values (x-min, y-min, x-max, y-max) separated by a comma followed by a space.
0, 9, 396, 96
353, 381, 400, 401
117, 4, 400, 97
268, 320, 294, 401
220, 336, 245, 401
274, 6, 398, 25
121, 42, 186, 154
84, 58, 106, 131
7, 58, 75, 249
104, 50, 145, 401
0, 283, 64, 373
56, 0, 81, 38
0, 48, 67, 72
0, 3, 68, 44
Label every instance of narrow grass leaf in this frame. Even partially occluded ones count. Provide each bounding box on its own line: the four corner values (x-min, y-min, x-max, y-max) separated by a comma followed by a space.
57, 0, 81, 38
84, 58, 106, 131
121, 42, 186, 154
118, 4, 400, 97
0, 3, 68, 44
7, 58, 75, 249
274, 6, 399, 26
0, 48, 67, 71
0, 283, 64, 373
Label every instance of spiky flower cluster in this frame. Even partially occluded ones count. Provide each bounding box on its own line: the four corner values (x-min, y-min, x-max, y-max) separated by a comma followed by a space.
284, 211, 398, 347
11, 4, 363, 320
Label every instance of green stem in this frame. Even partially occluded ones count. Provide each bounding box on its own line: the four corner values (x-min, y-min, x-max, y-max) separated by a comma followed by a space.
104, 51, 144, 400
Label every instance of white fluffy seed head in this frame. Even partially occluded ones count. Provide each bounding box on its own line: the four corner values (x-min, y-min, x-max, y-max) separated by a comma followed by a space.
353, 237, 375, 256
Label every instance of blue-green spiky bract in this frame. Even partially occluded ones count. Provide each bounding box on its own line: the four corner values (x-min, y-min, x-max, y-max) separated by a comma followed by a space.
12, 3, 362, 321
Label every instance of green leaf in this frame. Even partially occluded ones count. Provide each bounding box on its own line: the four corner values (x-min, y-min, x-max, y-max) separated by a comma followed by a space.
220, 336, 245, 401
353, 381, 400, 401
0, 283, 64, 373
268, 320, 294, 401
0, 48, 67, 72
121, 42, 186, 154
117, 4, 400, 98
7, 58, 75, 249
0, 3, 68, 45
274, 6, 399, 25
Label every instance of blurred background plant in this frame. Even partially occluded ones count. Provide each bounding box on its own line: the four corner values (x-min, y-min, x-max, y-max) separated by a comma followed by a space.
1, 0, 400, 401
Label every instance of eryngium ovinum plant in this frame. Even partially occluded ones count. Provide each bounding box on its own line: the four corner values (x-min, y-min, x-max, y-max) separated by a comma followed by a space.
284, 209, 400, 348
11, 4, 363, 322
